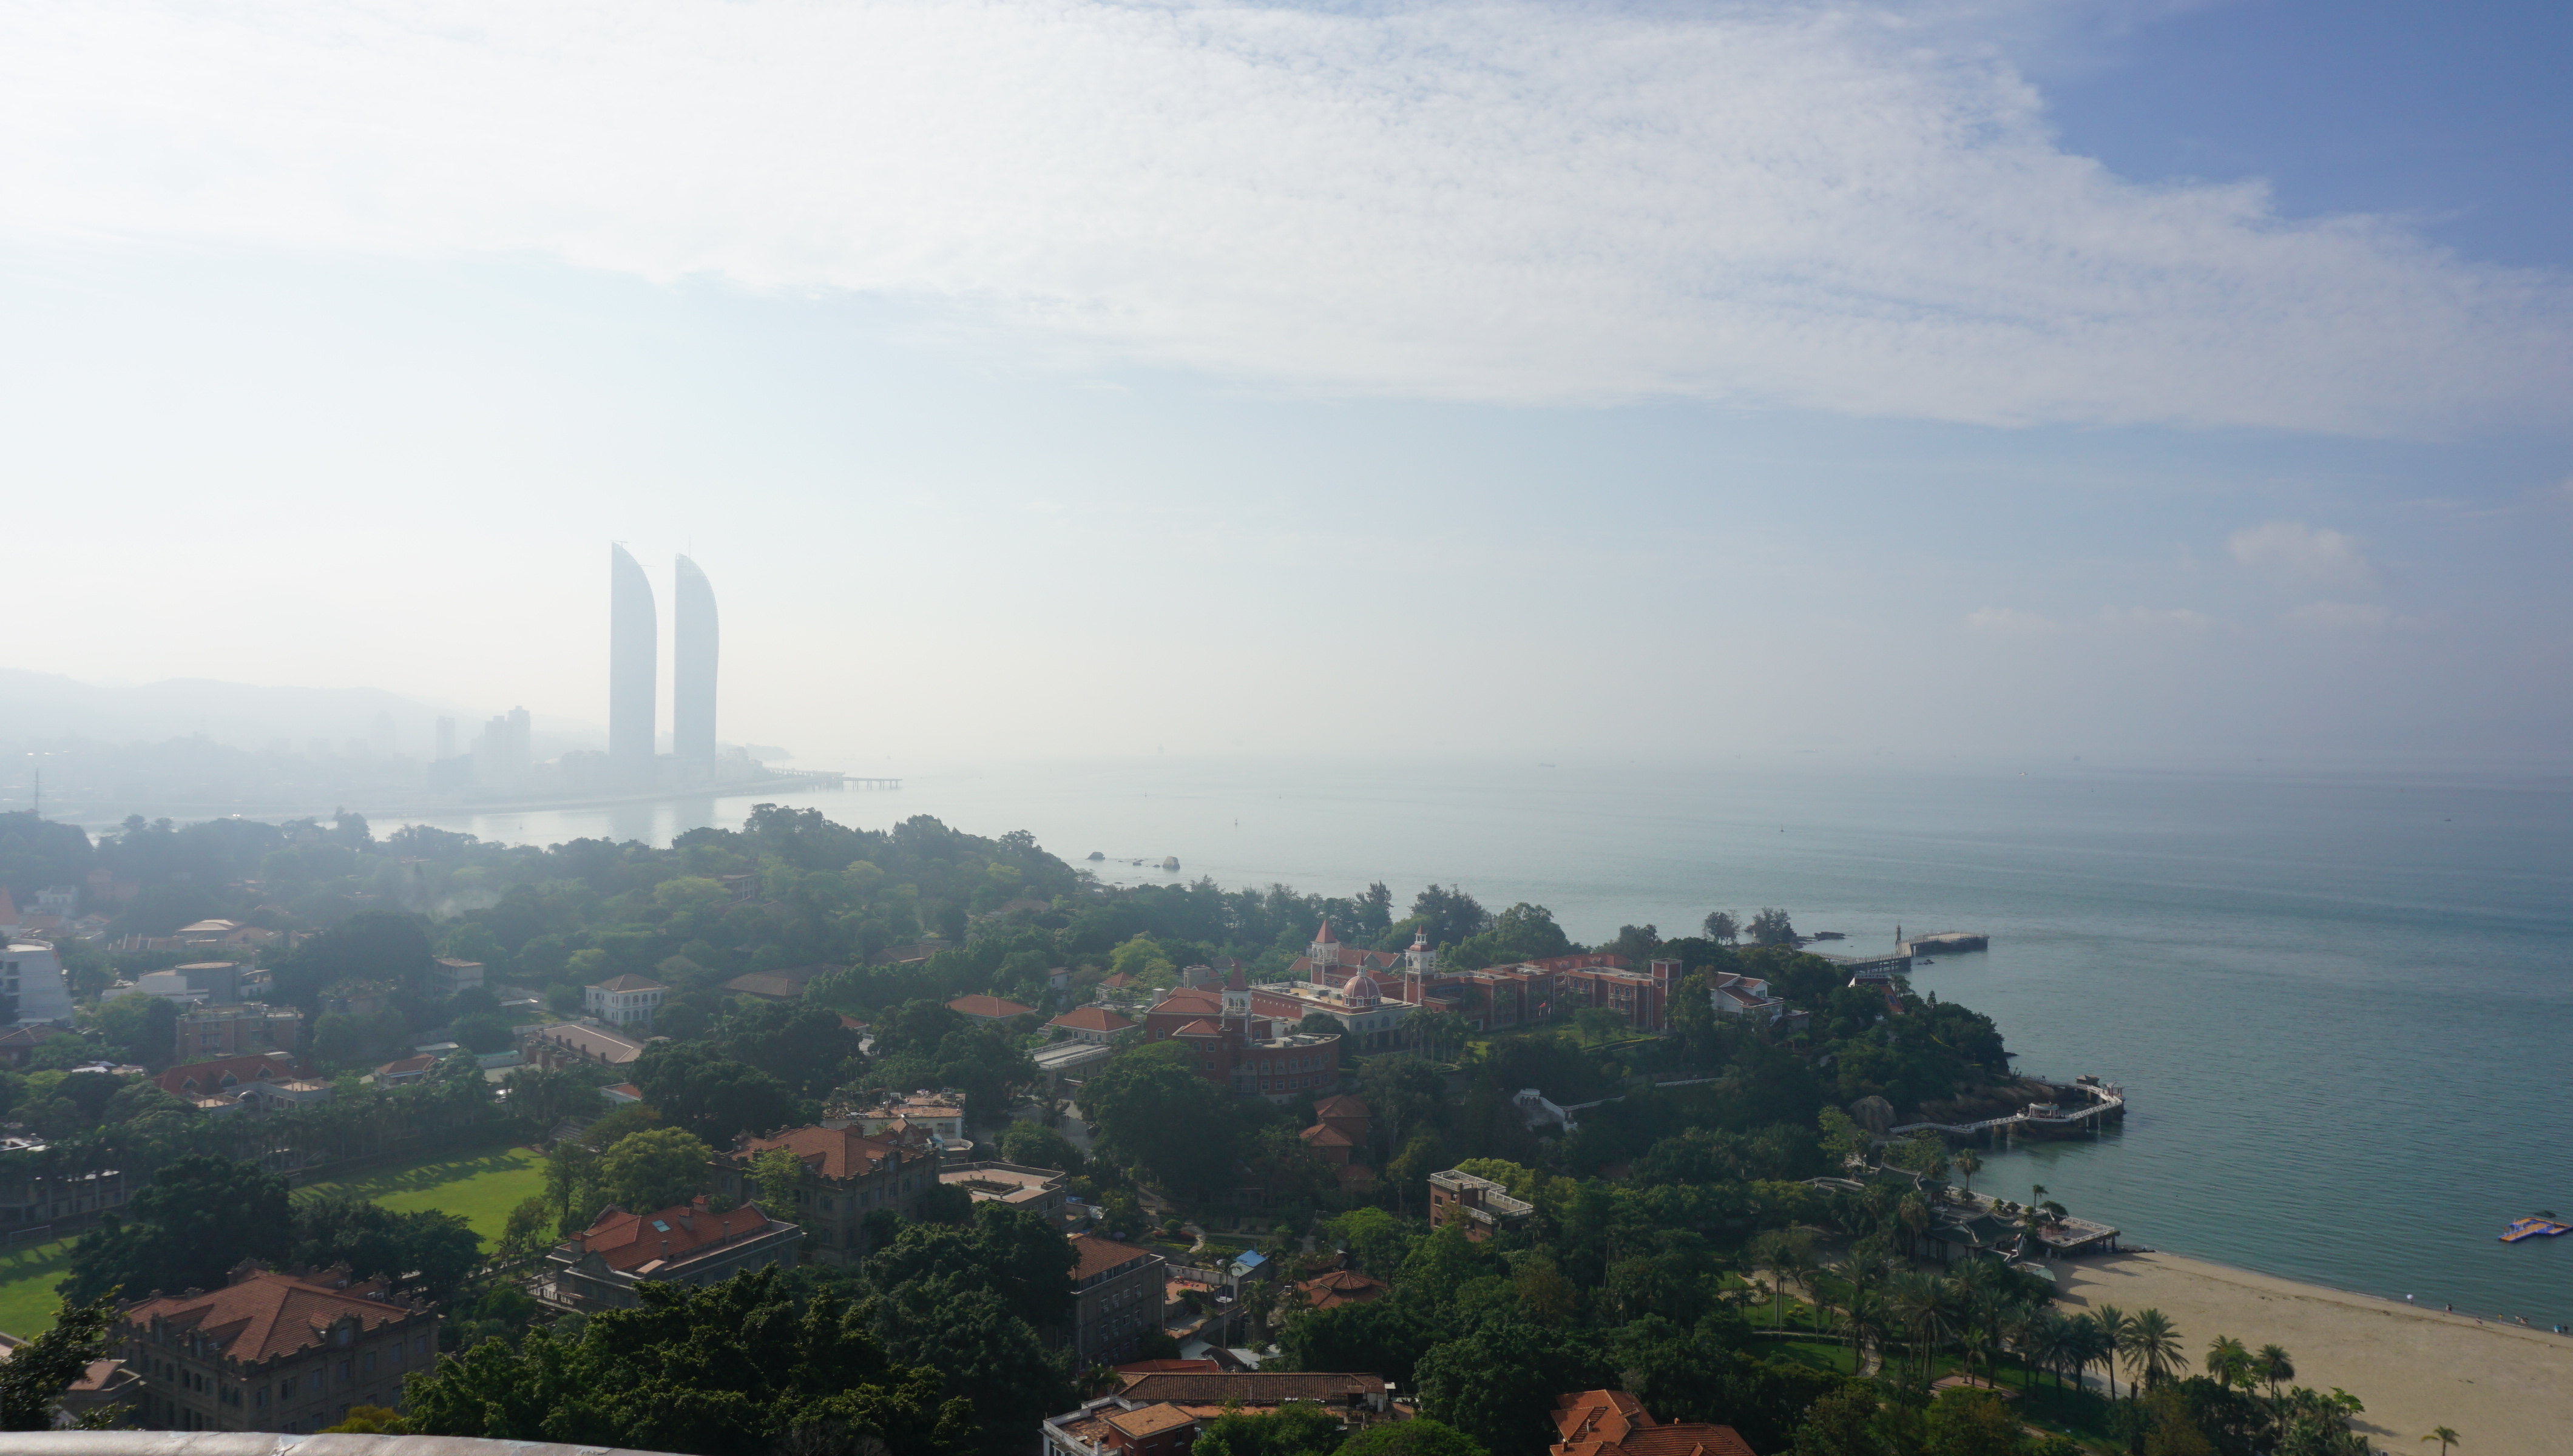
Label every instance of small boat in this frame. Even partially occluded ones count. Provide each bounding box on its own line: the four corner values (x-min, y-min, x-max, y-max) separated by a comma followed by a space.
2500, 1216, 2572, 1243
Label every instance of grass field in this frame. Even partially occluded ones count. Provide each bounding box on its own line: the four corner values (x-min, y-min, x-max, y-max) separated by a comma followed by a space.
297, 1145, 547, 1242
0, 1145, 550, 1340
0, 1239, 76, 1339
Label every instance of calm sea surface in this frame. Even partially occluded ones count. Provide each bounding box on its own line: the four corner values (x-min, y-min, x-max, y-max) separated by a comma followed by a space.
384, 758, 2573, 1323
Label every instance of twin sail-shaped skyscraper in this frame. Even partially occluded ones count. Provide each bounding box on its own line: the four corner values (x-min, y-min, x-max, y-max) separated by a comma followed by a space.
607, 544, 720, 787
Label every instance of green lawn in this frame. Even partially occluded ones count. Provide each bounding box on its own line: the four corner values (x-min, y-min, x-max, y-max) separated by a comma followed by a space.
297, 1145, 548, 1241
1760, 1336, 1862, 1376
0, 1239, 76, 1340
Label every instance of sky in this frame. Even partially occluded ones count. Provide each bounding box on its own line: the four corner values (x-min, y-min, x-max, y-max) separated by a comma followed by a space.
1, 0, 2568, 773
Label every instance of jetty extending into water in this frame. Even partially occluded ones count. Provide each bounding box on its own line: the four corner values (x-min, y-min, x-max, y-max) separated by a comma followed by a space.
1888, 1074, 2126, 1143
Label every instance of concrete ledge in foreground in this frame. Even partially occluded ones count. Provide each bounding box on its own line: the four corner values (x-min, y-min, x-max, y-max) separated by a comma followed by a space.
0, 1434, 679, 1456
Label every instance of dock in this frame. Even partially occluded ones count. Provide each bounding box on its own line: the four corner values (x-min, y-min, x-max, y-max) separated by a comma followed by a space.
1888, 1075, 2126, 1142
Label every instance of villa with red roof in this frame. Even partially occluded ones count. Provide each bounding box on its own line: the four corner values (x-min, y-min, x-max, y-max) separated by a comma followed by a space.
948, 993, 1036, 1023
1550, 1390, 1757, 1456
544, 1195, 801, 1311
112, 1264, 441, 1434
1049, 1005, 1138, 1045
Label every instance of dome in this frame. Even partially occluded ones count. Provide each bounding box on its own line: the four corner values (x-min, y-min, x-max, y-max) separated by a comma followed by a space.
1341, 972, 1379, 1004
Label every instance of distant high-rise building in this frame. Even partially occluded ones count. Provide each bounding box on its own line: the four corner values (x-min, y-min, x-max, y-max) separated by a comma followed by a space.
609, 544, 657, 786
434, 715, 457, 761
473, 706, 533, 787
673, 555, 719, 772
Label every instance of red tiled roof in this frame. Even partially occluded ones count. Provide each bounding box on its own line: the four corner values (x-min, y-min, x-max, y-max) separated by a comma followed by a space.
1298, 1270, 1388, 1309
1311, 1094, 1370, 1121
117, 1269, 422, 1365
374, 1054, 437, 1078
948, 994, 1035, 1019
1151, 989, 1223, 1014
1050, 1006, 1136, 1033
1300, 1124, 1356, 1148
1550, 1391, 1756, 1456
1117, 1359, 1223, 1375
731, 1125, 913, 1181
1169, 1019, 1225, 1039
565, 1196, 780, 1272
1312, 922, 1337, 944
590, 974, 666, 993
1070, 1233, 1156, 1281
157, 1053, 300, 1097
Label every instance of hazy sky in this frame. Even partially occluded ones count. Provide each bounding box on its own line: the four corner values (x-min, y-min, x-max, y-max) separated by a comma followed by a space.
2, 0, 2568, 772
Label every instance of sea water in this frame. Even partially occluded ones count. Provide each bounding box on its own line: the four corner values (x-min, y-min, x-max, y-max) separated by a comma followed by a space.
388, 758, 2573, 1324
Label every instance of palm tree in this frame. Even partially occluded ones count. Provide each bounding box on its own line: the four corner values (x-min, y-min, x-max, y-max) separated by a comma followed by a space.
2256, 1344, 2296, 1404
2423, 1427, 2461, 1455
2020, 1309, 2069, 1390
1954, 1148, 1981, 1198
2124, 1307, 2183, 1389
1890, 1272, 1956, 1386
2205, 1334, 2251, 1390
1898, 1193, 1930, 1258
2088, 1306, 2129, 1400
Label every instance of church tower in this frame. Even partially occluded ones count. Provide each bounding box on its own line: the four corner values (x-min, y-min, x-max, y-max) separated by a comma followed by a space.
1404, 926, 1436, 1004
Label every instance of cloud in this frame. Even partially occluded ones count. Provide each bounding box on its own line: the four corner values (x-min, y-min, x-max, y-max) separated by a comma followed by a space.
2099, 605, 2213, 630
1966, 607, 2060, 634
2227, 522, 2379, 589
2283, 599, 2394, 630
1, 0, 2566, 431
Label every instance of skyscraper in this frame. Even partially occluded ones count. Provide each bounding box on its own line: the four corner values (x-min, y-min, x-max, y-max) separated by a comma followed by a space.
673, 554, 719, 773
609, 544, 657, 786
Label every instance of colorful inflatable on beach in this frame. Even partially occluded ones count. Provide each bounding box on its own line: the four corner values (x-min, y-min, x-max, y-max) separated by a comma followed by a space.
2500, 1216, 2571, 1242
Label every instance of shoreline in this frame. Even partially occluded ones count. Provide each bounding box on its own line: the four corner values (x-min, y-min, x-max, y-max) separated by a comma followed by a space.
2054, 1250, 2573, 1454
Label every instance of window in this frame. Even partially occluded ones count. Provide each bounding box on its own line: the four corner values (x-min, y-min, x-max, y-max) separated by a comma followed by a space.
279, 1378, 297, 1400
363, 1351, 376, 1373
256, 1388, 269, 1409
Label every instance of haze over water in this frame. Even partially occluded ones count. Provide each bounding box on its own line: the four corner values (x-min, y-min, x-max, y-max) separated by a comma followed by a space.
391, 759, 2573, 1324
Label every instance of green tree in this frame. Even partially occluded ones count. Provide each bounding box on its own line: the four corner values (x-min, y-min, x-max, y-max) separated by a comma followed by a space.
634, 1041, 805, 1144
1322, 1207, 1412, 1279
1413, 1318, 1611, 1456
1925, 1388, 2026, 1456
654, 876, 731, 915
450, 1011, 516, 1054
63, 1154, 288, 1303
1701, 911, 1740, 945
1192, 1404, 1345, 1456
1747, 908, 1797, 946
401, 1265, 970, 1455
599, 1127, 716, 1212
1338, 1418, 1485, 1456
1077, 1041, 1240, 1195
291, 1196, 483, 1306
500, 1196, 556, 1259
2123, 1307, 2185, 1389
750, 1146, 808, 1213
2422, 1429, 2460, 1455
2255, 1344, 2296, 1403
998, 1121, 1086, 1174
0, 1290, 121, 1430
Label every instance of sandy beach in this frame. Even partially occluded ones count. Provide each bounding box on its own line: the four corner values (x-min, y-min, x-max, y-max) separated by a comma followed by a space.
2055, 1252, 2573, 1454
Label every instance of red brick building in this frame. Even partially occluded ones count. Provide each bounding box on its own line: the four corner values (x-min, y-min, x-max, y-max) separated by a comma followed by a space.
113, 1264, 442, 1434
1143, 967, 1341, 1103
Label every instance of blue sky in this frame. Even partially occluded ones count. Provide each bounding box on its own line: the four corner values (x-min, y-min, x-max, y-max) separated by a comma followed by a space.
0, 0, 2565, 771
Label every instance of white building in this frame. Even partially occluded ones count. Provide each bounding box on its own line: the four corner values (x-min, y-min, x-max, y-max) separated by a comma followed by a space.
1, 943, 77, 1025
583, 974, 666, 1029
